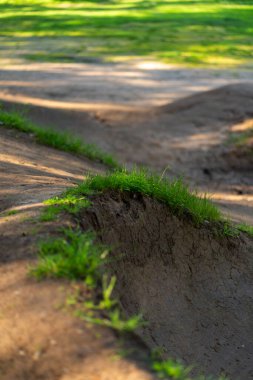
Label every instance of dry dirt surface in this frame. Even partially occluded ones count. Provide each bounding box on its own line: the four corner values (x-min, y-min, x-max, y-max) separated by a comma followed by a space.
81, 190, 253, 380
2, 81, 253, 224
1, 60, 253, 379
1, 61, 253, 225
0, 128, 156, 380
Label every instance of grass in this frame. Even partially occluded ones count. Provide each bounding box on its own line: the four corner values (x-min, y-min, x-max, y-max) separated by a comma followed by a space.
237, 223, 253, 237
40, 194, 91, 221
67, 169, 222, 225
3, 209, 19, 216
31, 227, 144, 332
40, 169, 253, 236
34, 170, 250, 376
0, 0, 253, 67
0, 109, 119, 169
153, 358, 193, 380
152, 358, 227, 380
31, 228, 105, 286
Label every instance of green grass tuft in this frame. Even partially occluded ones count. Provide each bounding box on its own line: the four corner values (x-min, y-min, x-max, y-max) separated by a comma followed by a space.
31, 227, 143, 332
1, 0, 253, 68
40, 194, 91, 221
0, 109, 119, 169
3, 209, 19, 216
41, 169, 253, 237
31, 228, 105, 286
152, 358, 192, 380
237, 223, 253, 237
67, 169, 221, 225
152, 358, 227, 380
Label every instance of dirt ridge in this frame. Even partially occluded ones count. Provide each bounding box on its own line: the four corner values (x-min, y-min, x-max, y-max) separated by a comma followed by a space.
80, 190, 253, 379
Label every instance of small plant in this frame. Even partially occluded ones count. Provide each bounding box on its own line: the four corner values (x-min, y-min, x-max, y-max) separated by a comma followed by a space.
83, 308, 144, 333
40, 194, 90, 221
30, 228, 106, 287
3, 209, 19, 216
153, 359, 193, 379
83, 274, 144, 333
0, 109, 119, 168
152, 358, 228, 380
222, 221, 239, 238
31, 226, 142, 333
237, 223, 253, 238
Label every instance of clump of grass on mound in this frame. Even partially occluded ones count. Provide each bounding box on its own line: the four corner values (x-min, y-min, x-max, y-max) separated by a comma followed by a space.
34, 171, 238, 378
237, 223, 253, 238
31, 227, 144, 332
68, 169, 221, 225
41, 169, 253, 237
152, 358, 227, 380
40, 194, 91, 222
0, 109, 119, 168
31, 229, 103, 285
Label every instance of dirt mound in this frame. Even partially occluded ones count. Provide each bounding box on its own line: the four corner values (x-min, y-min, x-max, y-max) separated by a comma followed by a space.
80, 190, 253, 379
0, 128, 157, 380
158, 83, 253, 121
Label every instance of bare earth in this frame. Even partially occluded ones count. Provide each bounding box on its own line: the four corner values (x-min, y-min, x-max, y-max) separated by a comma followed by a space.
1, 61, 253, 224
0, 128, 156, 380
1, 60, 253, 379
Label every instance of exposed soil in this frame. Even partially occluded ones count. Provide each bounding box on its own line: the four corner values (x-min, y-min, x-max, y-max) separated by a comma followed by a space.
0, 128, 156, 380
1, 60, 253, 379
2, 81, 253, 224
80, 190, 253, 380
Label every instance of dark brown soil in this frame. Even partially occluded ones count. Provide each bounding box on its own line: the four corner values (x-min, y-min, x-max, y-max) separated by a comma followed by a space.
80, 190, 253, 380
0, 128, 156, 380
2, 83, 253, 224
1, 72, 253, 379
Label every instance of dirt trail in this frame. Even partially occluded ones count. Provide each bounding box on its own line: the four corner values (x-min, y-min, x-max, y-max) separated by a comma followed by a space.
1, 61, 253, 109
0, 128, 156, 380
1, 61, 253, 224
1, 60, 253, 379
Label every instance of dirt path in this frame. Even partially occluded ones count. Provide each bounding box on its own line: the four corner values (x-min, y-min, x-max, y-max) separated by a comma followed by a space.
0, 128, 157, 380
1, 60, 253, 224
1, 61, 253, 109
1, 60, 253, 379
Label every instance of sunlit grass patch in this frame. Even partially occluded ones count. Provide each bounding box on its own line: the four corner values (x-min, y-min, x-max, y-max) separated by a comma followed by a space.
41, 169, 253, 236
40, 194, 91, 221
0, 0, 253, 67
31, 228, 104, 284
31, 227, 144, 332
0, 109, 119, 168
152, 357, 227, 379
237, 223, 253, 237
70, 169, 221, 225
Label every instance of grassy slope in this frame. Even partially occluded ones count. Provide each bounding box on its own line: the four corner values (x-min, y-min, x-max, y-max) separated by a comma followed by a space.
0, 109, 119, 168
35, 170, 231, 379
0, 0, 253, 67
43, 169, 253, 236
44, 169, 222, 224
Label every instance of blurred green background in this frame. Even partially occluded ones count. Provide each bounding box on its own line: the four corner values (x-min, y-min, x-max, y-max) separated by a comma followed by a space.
0, 0, 253, 67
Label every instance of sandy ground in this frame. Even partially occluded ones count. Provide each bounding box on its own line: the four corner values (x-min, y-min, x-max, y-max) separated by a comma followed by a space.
0, 60, 253, 224
0, 128, 157, 380
1, 59, 253, 379
0, 61, 253, 109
